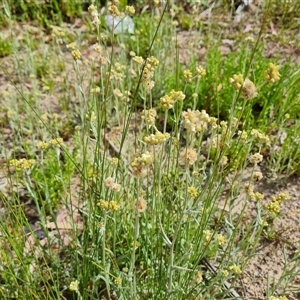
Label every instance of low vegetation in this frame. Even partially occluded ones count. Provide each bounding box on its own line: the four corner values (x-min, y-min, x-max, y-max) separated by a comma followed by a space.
0, 1, 299, 299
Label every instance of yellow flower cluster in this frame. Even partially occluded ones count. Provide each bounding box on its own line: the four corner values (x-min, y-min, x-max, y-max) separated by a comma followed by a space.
131, 240, 140, 250
131, 52, 159, 90
244, 184, 264, 201
125, 5, 135, 16
37, 141, 48, 150
264, 192, 290, 214
203, 229, 212, 243
147, 56, 159, 67
250, 129, 270, 146
196, 65, 206, 77
132, 55, 144, 65
131, 152, 152, 177
141, 109, 157, 126
110, 69, 124, 82
37, 138, 63, 150
268, 296, 288, 300
221, 269, 229, 277
113, 88, 131, 102
51, 26, 65, 38
194, 271, 203, 284
66, 42, 76, 50
51, 138, 63, 146
92, 44, 102, 53
182, 109, 211, 133
111, 157, 119, 168
275, 192, 290, 202
264, 201, 281, 214
108, 5, 120, 17
110, 62, 127, 82
183, 70, 193, 82
228, 264, 242, 275
71, 49, 81, 61
188, 186, 198, 198
254, 192, 264, 201
184, 66, 206, 82
97, 200, 119, 212
238, 130, 248, 141
248, 152, 263, 164
139, 56, 159, 90
9, 158, 36, 170
220, 155, 228, 166
230, 74, 244, 90
88, 4, 100, 26
230, 74, 258, 99
114, 277, 122, 286
217, 234, 226, 246
144, 131, 170, 145
160, 90, 185, 110
69, 280, 79, 292
264, 63, 280, 83
91, 86, 101, 94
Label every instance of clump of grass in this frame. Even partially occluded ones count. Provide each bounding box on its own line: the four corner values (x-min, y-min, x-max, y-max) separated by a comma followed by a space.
1, 0, 83, 26
0, 1, 299, 300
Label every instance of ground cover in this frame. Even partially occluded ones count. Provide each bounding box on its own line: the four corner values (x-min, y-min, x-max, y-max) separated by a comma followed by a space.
0, 1, 300, 299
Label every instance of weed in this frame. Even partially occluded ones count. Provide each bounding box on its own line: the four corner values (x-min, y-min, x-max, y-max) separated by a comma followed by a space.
0, 1, 299, 299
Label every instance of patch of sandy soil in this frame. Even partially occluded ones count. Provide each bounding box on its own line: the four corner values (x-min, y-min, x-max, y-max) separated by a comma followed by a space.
175, 3, 300, 66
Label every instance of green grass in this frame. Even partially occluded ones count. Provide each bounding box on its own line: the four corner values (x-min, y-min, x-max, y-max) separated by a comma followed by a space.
0, 1, 300, 299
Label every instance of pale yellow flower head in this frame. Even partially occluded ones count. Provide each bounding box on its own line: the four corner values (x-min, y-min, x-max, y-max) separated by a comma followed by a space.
183, 70, 193, 82
217, 234, 226, 246
194, 271, 203, 284
230, 74, 244, 90
195, 65, 206, 77
141, 109, 157, 126
125, 5, 135, 16
264, 200, 281, 214
264, 63, 280, 83
144, 132, 170, 145
108, 5, 120, 17
188, 186, 198, 198
249, 153, 263, 164
252, 171, 263, 181
230, 74, 258, 99
179, 148, 197, 166
72, 49, 81, 61
182, 109, 210, 133
229, 264, 242, 275
69, 280, 79, 292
